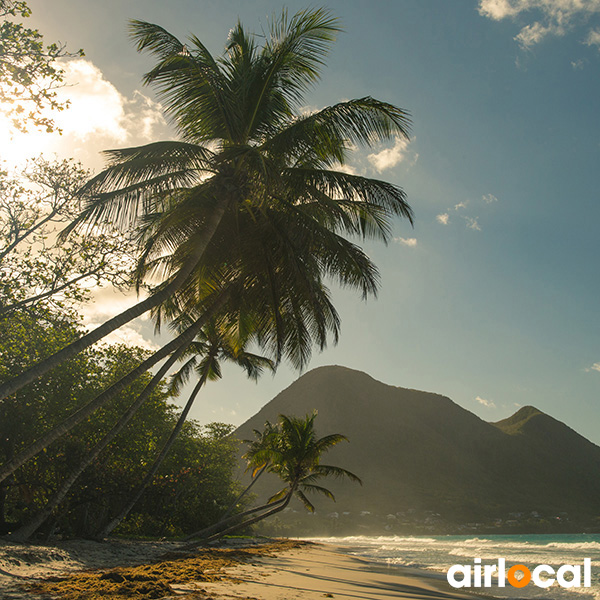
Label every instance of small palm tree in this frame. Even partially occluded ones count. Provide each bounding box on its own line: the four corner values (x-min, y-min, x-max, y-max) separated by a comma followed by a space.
182, 420, 279, 542
266, 413, 361, 511
185, 411, 360, 545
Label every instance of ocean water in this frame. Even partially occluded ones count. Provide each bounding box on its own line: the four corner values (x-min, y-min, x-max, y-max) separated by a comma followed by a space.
309, 534, 600, 599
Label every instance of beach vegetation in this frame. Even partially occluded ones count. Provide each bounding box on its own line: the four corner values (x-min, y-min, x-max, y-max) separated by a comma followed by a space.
93, 319, 274, 539
0, 308, 244, 538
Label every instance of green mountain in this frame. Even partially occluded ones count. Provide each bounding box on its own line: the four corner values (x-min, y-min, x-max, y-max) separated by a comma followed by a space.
234, 365, 600, 533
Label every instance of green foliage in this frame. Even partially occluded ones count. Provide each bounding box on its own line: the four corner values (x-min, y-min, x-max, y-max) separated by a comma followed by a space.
0, 0, 84, 132
188, 412, 361, 543
258, 412, 361, 512
0, 308, 243, 538
117, 422, 243, 537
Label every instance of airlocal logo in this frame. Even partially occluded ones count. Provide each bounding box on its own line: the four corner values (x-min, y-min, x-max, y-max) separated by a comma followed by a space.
447, 558, 592, 590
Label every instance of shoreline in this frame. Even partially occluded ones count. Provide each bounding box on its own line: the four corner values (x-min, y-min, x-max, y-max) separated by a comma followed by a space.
324, 545, 497, 600
195, 541, 485, 599
0, 537, 490, 600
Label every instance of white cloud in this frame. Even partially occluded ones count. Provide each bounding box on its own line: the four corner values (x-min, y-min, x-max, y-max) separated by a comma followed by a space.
54, 60, 129, 141
483, 193, 498, 203
394, 237, 418, 247
585, 27, 600, 45
438, 194, 496, 230
299, 104, 321, 116
367, 136, 413, 173
476, 395, 497, 409
101, 325, 160, 351
479, 0, 523, 20
81, 287, 147, 322
128, 90, 166, 140
56, 60, 166, 143
585, 362, 600, 372
336, 163, 358, 175
478, 0, 600, 48
80, 287, 159, 351
516, 21, 560, 47
571, 58, 586, 68
465, 216, 482, 231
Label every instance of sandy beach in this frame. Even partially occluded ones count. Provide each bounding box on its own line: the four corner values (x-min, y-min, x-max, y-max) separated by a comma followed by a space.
0, 537, 477, 600
196, 543, 476, 600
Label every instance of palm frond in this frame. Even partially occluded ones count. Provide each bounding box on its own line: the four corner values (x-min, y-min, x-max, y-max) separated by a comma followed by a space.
263, 97, 411, 163
267, 487, 289, 504
168, 355, 197, 395
312, 464, 362, 485
299, 483, 336, 502
294, 489, 316, 512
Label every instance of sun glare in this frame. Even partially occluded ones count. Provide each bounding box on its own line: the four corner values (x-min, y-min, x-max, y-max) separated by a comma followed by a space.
0, 59, 167, 171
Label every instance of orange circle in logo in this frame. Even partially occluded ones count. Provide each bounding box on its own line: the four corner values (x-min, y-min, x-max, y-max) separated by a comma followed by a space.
507, 564, 531, 588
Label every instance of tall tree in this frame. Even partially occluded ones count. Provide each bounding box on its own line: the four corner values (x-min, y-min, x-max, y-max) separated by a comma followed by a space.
0, 157, 134, 317
0, 7, 411, 403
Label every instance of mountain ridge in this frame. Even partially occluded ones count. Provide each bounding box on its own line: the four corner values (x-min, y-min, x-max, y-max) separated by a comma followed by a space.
234, 365, 600, 534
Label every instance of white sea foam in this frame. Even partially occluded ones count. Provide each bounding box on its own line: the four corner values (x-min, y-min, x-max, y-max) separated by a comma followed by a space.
308, 534, 600, 600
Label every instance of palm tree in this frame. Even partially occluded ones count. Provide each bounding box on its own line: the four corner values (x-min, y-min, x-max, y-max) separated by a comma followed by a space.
0, 7, 410, 402
95, 319, 273, 538
0, 8, 412, 483
184, 412, 361, 546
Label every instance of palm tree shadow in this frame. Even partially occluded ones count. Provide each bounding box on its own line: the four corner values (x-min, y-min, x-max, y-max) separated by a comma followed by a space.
231, 555, 477, 600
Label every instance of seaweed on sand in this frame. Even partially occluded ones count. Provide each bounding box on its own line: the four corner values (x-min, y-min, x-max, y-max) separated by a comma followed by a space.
25, 539, 307, 600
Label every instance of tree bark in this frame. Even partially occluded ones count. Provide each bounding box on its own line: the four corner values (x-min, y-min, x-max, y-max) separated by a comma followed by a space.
0, 196, 229, 401
187, 491, 293, 547
97, 370, 209, 538
183, 489, 286, 545
0, 288, 230, 485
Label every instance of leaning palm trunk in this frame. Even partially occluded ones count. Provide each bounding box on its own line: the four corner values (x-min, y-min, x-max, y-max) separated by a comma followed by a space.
0, 289, 230, 485
187, 490, 295, 548
0, 196, 229, 402
9, 345, 187, 542
97, 370, 209, 538
216, 463, 268, 524
181, 493, 290, 549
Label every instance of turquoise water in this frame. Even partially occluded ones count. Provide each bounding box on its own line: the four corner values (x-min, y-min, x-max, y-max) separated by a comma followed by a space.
309, 534, 600, 599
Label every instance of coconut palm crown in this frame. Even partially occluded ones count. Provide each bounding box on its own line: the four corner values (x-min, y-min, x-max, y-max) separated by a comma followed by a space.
249, 412, 361, 512
0, 7, 412, 403
0, 7, 413, 490
73, 7, 413, 368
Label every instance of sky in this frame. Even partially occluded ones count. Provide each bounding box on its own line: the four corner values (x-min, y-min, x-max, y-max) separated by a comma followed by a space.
4, 0, 600, 442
